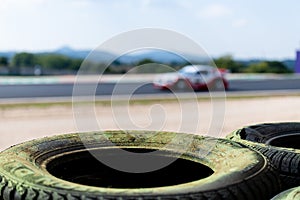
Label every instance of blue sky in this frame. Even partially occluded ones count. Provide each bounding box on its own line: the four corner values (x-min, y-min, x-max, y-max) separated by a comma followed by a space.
1, 0, 300, 59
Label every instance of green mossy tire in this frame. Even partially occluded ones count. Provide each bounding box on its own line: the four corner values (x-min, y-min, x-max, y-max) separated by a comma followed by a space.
272, 186, 300, 200
0, 130, 280, 199
227, 122, 300, 189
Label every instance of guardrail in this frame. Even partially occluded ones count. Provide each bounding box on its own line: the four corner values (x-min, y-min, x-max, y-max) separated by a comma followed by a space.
1, 73, 300, 85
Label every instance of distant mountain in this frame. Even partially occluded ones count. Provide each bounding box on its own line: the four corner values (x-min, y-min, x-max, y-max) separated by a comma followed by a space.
0, 51, 16, 60
116, 49, 209, 64
282, 59, 295, 70
0, 47, 296, 69
53, 46, 90, 59
54, 46, 119, 63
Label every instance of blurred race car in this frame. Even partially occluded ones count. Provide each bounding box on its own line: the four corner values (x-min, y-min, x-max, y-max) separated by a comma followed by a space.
153, 65, 229, 91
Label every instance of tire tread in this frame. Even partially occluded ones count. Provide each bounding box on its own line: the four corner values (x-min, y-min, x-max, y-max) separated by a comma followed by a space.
227, 123, 300, 189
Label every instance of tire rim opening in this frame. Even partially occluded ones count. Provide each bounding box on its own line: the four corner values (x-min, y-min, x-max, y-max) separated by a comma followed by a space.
266, 133, 300, 149
46, 148, 213, 188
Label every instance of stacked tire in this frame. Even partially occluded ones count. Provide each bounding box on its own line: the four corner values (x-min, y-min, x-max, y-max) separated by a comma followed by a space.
272, 186, 300, 200
227, 122, 300, 191
0, 131, 281, 200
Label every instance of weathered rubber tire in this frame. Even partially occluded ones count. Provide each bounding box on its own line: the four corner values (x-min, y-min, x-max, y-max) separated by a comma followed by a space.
0, 131, 280, 200
226, 122, 300, 189
271, 186, 300, 200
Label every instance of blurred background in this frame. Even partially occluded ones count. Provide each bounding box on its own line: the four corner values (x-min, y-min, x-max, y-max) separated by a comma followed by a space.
0, 0, 300, 150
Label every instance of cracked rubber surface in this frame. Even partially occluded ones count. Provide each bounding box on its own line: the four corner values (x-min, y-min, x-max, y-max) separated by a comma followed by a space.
0, 130, 280, 199
227, 122, 300, 190
272, 186, 300, 200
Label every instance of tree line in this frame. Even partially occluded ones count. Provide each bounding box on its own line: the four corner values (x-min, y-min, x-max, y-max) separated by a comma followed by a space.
0, 52, 293, 75
213, 55, 292, 73
11, 52, 82, 70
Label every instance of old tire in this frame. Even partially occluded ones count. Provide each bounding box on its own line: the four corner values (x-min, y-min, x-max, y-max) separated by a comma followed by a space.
272, 186, 300, 200
0, 131, 280, 199
227, 122, 300, 189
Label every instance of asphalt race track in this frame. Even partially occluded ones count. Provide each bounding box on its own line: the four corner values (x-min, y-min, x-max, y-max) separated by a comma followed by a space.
0, 79, 300, 99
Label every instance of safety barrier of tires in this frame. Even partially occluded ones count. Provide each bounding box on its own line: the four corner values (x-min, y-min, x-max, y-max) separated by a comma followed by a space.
0, 131, 280, 200
271, 186, 300, 200
227, 122, 300, 190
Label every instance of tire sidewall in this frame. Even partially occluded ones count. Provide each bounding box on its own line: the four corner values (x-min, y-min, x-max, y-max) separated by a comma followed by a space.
0, 131, 275, 198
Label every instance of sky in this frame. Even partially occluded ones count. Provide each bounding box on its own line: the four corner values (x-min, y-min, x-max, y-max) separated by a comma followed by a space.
1, 0, 300, 59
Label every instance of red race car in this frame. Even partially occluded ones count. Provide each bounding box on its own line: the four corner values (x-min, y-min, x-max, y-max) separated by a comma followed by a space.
153, 65, 229, 91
